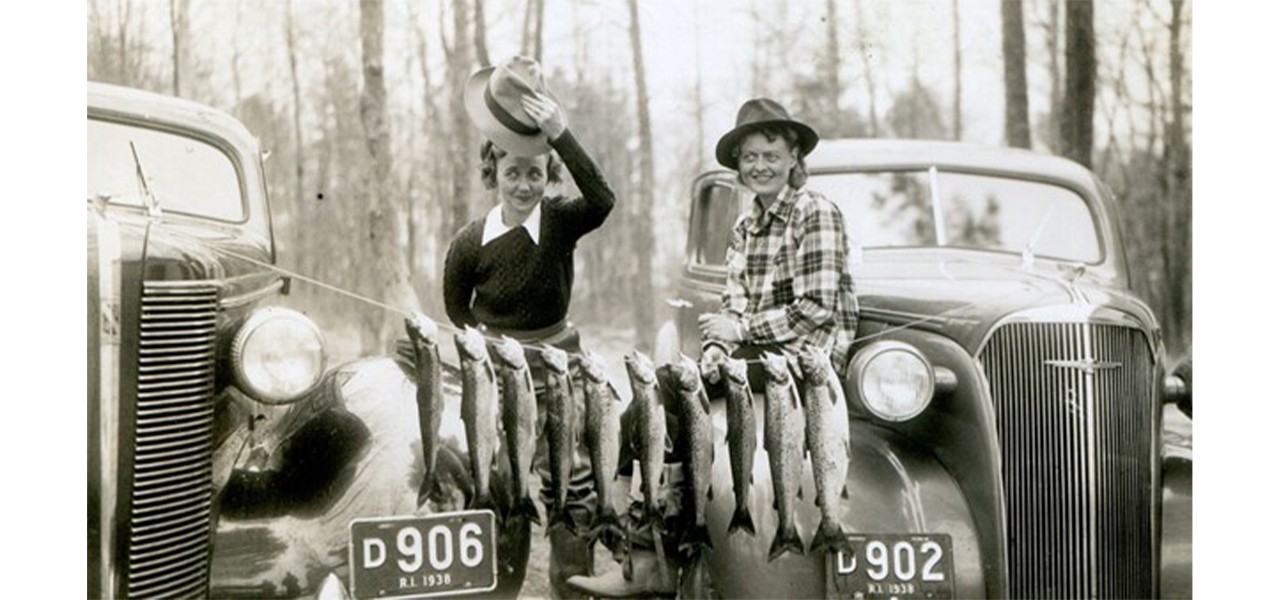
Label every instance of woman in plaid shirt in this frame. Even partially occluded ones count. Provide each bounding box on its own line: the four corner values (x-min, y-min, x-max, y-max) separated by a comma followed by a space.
698, 98, 859, 388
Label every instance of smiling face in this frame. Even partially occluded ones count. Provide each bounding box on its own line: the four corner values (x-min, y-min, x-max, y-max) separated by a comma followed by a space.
736, 132, 797, 201
495, 152, 550, 217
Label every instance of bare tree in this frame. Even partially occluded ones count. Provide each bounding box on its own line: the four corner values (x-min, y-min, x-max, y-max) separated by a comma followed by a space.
285, 0, 307, 271
532, 0, 545, 62
168, 0, 189, 97
1060, 0, 1096, 167
473, 0, 490, 67
852, 0, 879, 136
627, 0, 657, 346
1040, 0, 1063, 152
359, 0, 423, 350
952, 0, 962, 140
444, 0, 477, 234
1002, 0, 1031, 148
1162, 0, 1190, 350
824, 0, 841, 116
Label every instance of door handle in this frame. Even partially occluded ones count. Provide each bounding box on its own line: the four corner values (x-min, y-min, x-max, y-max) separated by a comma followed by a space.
664, 298, 693, 309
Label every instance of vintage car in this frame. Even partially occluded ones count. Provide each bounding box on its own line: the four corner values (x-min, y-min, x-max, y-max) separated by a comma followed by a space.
666, 139, 1193, 599
88, 83, 528, 599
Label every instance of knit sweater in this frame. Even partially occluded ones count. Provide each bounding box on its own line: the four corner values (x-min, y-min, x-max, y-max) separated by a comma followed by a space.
443, 130, 616, 331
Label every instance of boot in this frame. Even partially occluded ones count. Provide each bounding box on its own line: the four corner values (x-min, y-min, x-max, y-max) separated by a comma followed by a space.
565, 547, 678, 599
548, 523, 596, 599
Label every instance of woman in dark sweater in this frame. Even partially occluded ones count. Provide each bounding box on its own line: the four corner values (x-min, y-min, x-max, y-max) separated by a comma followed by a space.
446, 56, 616, 599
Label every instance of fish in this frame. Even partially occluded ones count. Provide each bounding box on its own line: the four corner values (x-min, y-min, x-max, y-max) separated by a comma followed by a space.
455, 326, 501, 511
624, 351, 667, 527
541, 345, 577, 533
797, 346, 854, 555
670, 355, 715, 555
579, 351, 625, 546
405, 313, 445, 508
762, 352, 806, 561
491, 336, 542, 525
720, 357, 758, 537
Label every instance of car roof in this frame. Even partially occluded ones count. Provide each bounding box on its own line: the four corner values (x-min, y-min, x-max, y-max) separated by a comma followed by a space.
806, 138, 1098, 188
87, 81, 261, 159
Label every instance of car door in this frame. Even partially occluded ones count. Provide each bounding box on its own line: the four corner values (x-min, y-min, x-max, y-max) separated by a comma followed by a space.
670, 171, 750, 358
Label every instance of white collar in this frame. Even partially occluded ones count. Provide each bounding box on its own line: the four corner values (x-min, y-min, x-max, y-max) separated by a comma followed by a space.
481, 202, 541, 246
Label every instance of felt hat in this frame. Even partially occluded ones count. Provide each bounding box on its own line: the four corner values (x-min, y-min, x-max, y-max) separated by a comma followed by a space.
464, 56, 558, 157
715, 98, 819, 169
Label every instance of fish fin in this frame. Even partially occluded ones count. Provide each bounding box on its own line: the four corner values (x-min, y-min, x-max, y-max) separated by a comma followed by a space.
699, 387, 711, 413
841, 485, 850, 500
797, 486, 804, 500
707, 485, 714, 501
469, 490, 496, 513
727, 506, 756, 537
767, 523, 806, 562
545, 507, 567, 535
808, 519, 851, 555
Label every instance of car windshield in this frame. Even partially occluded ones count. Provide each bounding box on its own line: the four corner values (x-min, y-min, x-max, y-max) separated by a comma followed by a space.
805, 169, 1102, 263
88, 118, 245, 222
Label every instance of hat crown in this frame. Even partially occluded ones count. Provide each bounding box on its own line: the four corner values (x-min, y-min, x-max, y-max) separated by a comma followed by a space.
486, 56, 546, 132
735, 98, 793, 128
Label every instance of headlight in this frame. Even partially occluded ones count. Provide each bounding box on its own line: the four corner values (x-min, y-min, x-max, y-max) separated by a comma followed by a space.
849, 341, 935, 421
230, 307, 326, 404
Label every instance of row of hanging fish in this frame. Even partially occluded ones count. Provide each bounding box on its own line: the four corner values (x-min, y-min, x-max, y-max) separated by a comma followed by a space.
404, 315, 853, 565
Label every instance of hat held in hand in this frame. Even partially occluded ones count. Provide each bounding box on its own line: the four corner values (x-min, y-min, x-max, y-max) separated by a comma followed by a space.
465, 56, 558, 157
715, 98, 819, 169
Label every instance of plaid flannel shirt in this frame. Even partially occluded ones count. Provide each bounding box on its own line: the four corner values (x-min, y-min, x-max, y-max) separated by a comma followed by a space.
714, 185, 859, 370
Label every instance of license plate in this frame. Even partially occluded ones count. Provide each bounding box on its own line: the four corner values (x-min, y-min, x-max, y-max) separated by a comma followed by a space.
349, 510, 497, 599
826, 533, 954, 599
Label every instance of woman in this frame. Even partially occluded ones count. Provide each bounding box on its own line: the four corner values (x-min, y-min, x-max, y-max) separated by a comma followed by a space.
444, 55, 616, 599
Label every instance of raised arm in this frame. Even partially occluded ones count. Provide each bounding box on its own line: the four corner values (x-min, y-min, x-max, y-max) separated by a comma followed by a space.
523, 92, 616, 237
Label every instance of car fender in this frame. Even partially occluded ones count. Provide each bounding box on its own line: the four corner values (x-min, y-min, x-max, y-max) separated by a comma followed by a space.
702, 400, 986, 599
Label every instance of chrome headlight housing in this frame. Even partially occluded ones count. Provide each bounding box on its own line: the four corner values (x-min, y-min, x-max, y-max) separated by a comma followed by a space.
230, 307, 326, 404
848, 340, 935, 421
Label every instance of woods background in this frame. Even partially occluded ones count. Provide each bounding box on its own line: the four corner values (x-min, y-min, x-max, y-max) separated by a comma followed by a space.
86, 0, 1193, 362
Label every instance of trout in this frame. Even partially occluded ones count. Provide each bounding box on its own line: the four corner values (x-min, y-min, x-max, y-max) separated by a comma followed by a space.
579, 351, 624, 545
624, 351, 667, 525
762, 352, 806, 561
455, 326, 500, 511
797, 346, 854, 555
671, 355, 715, 554
492, 336, 542, 525
721, 357, 758, 537
406, 313, 444, 507
541, 345, 577, 533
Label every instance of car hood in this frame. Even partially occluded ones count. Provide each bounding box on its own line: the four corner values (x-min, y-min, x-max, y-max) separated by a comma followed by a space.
852, 255, 1159, 355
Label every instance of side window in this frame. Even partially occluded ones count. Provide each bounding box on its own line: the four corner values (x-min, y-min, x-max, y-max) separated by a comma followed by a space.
691, 182, 742, 267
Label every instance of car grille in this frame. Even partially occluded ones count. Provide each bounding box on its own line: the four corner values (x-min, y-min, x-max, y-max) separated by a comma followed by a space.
981, 322, 1155, 599
127, 282, 219, 598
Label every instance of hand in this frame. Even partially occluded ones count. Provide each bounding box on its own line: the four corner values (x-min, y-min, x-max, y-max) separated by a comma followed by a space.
521, 92, 567, 140
700, 344, 727, 384
698, 313, 744, 343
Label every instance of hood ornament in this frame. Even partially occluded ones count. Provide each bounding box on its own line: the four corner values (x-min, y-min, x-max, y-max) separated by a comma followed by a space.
1045, 358, 1122, 375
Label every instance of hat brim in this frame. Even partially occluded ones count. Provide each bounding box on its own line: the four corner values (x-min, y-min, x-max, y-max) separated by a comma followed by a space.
715, 119, 819, 169
464, 67, 554, 158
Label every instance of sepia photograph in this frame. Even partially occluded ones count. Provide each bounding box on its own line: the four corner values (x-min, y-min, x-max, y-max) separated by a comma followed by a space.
77, 0, 1199, 598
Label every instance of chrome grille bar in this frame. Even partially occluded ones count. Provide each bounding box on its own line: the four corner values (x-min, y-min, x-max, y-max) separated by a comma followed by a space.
127, 282, 218, 599
982, 322, 1154, 599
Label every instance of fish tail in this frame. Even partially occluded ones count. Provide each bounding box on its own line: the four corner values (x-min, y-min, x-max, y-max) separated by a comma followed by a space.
808, 518, 852, 555
469, 489, 495, 513
684, 524, 713, 554
768, 521, 805, 562
518, 495, 543, 526
727, 504, 757, 537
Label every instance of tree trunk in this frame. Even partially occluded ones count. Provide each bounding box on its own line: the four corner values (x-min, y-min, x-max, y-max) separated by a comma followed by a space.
473, 0, 490, 67
1044, 0, 1062, 152
168, 0, 188, 96
952, 0, 962, 140
532, 0, 545, 62
825, 0, 841, 116
1060, 0, 1095, 167
359, 0, 423, 351
626, 0, 656, 348
285, 0, 306, 272
520, 0, 534, 56
1001, 0, 1031, 148
852, 0, 879, 136
446, 0, 476, 235
1163, 0, 1190, 352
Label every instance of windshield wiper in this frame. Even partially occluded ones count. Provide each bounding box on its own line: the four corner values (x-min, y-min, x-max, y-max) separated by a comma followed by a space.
130, 141, 163, 218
